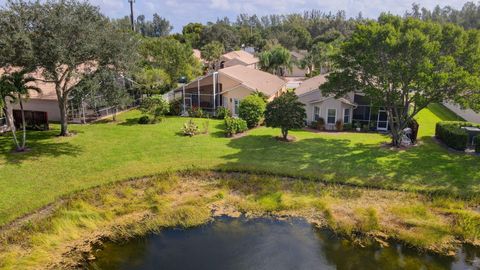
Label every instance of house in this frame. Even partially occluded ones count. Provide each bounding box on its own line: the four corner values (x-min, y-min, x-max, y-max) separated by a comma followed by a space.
296, 74, 393, 131
295, 74, 356, 130
1, 68, 61, 128
219, 50, 259, 70
285, 51, 310, 77
169, 65, 287, 116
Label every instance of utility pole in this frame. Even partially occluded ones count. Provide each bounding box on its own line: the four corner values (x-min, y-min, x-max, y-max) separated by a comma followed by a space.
128, 0, 135, 32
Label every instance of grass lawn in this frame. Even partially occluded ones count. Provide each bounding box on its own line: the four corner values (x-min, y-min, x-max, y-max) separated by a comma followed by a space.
0, 104, 478, 226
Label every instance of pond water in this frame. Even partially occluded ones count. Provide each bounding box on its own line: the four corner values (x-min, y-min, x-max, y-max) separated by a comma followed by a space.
89, 217, 480, 270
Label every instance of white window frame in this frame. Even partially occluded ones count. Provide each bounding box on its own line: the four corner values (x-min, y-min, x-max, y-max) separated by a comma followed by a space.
313, 106, 320, 121
343, 108, 351, 124
327, 108, 337, 125
233, 98, 240, 116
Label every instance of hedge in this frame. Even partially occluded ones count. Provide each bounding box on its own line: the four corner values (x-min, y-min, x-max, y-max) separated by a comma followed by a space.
435, 121, 480, 151
475, 136, 480, 153
224, 117, 248, 137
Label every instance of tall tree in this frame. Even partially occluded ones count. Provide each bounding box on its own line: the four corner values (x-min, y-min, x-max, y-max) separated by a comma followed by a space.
321, 15, 480, 147
200, 41, 225, 71
259, 45, 292, 76
139, 37, 202, 88
182, 23, 205, 48
3, 69, 41, 151
2, 0, 136, 136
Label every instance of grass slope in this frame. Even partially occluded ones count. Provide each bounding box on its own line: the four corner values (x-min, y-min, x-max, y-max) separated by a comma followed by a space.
0, 104, 477, 226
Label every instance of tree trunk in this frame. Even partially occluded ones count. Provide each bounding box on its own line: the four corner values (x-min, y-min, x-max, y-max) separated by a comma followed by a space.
18, 95, 26, 151
282, 128, 288, 141
58, 93, 69, 136
2, 103, 21, 151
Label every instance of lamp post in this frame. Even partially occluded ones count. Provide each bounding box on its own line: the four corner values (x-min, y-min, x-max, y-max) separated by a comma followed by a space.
128, 0, 135, 31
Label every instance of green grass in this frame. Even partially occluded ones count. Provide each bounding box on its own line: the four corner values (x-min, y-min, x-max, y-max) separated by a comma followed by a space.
0, 104, 477, 226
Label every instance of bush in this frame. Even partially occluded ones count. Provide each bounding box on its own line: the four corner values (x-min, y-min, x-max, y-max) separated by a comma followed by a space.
216, 107, 231, 119
435, 121, 472, 151
139, 95, 169, 121
224, 117, 248, 137
239, 94, 266, 128
475, 136, 480, 153
138, 115, 150, 124
343, 123, 353, 131
316, 118, 325, 130
335, 120, 344, 131
169, 99, 182, 116
188, 107, 204, 118
182, 119, 199, 137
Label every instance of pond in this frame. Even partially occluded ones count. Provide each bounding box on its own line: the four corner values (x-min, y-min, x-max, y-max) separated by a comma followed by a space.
89, 217, 480, 270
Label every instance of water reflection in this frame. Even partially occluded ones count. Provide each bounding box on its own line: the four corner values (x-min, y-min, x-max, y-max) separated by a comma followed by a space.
89, 217, 480, 270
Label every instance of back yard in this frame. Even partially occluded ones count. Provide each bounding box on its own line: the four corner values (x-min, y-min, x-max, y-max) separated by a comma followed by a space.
0, 104, 478, 226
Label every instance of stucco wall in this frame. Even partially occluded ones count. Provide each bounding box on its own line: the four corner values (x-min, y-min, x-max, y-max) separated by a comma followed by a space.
303, 97, 354, 129
221, 86, 254, 115
7, 99, 61, 122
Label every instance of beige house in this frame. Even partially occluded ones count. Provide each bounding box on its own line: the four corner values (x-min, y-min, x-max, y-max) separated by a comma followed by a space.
170, 65, 286, 116
295, 74, 356, 130
286, 51, 310, 77
219, 50, 259, 70
0, 68, 62, 123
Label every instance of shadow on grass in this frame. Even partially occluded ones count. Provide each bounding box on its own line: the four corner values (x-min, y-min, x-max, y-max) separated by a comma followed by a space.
0, 130, 83, 165
217, 133, 480, 196
119, 117, 143, 126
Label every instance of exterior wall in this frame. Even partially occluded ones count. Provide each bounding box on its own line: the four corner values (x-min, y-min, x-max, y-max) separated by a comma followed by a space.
285, 65, 308, 77
307, 99, 354, 130
221, 86, 254, 115
7, 99, 61, 122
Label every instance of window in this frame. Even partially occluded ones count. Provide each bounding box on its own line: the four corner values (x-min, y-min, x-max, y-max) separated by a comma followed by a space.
327, 109, 336, 124
313, 106, 320, 121
343, 108, 350, 124
233, 99, 240, 115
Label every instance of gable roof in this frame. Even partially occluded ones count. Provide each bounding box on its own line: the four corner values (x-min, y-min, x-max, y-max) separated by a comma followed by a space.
0, 68, 57, 100
295, 74, 328, 97
221, 50, 259, 65
219, 65, 286, 96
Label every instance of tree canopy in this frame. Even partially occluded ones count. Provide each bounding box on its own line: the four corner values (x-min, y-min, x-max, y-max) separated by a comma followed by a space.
265, 91, 306, 140
321, 14, 480, 146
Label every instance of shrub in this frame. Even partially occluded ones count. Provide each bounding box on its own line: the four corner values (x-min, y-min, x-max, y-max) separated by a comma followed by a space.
138, 115, 150, 124
343, 123, 353, 131
188, 107, 204, 118
316, 118, 325, 130
168, 99, 182, 116
265, 92, 306, 140
224, 117, 248, 137
216, 107, 231, 119
139, 95, 169, 121
475, 136, 480, 153
182, 119, 199, 137
239, 94, 266, 128
335, 120, 344, 131
435, 121, 473, 151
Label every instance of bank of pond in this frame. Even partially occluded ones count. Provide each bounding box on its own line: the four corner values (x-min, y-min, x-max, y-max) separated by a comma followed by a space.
0, 171, 479, 269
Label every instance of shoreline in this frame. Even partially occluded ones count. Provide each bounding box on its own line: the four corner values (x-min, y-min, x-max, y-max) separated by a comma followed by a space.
1, 171, 479, 269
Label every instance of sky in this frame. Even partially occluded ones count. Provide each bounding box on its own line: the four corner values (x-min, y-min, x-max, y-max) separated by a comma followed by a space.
0, 0, 469, 32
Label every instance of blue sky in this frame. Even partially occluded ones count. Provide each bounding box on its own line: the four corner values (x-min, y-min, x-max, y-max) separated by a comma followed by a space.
0, 0, 468, 32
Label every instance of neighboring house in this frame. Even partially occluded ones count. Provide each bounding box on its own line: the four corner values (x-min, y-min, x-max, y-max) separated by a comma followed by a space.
169, 65, 287, 116
1, 68, 62, 126
443, 102, 478, 123
295, 74, 356, 130
286, 51, 310, 77
219, 50, 260, 70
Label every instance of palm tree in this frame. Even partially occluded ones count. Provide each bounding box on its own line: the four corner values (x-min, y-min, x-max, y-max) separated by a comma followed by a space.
3, 70, 41, 151
0, 76, 21, 151
258, 45, 292, 76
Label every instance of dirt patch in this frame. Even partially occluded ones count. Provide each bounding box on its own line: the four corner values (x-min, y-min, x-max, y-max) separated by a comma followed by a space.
275, 135, 297, 142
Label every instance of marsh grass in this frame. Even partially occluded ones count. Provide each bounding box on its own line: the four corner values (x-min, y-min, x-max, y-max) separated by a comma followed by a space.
1, 171, 479, 269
